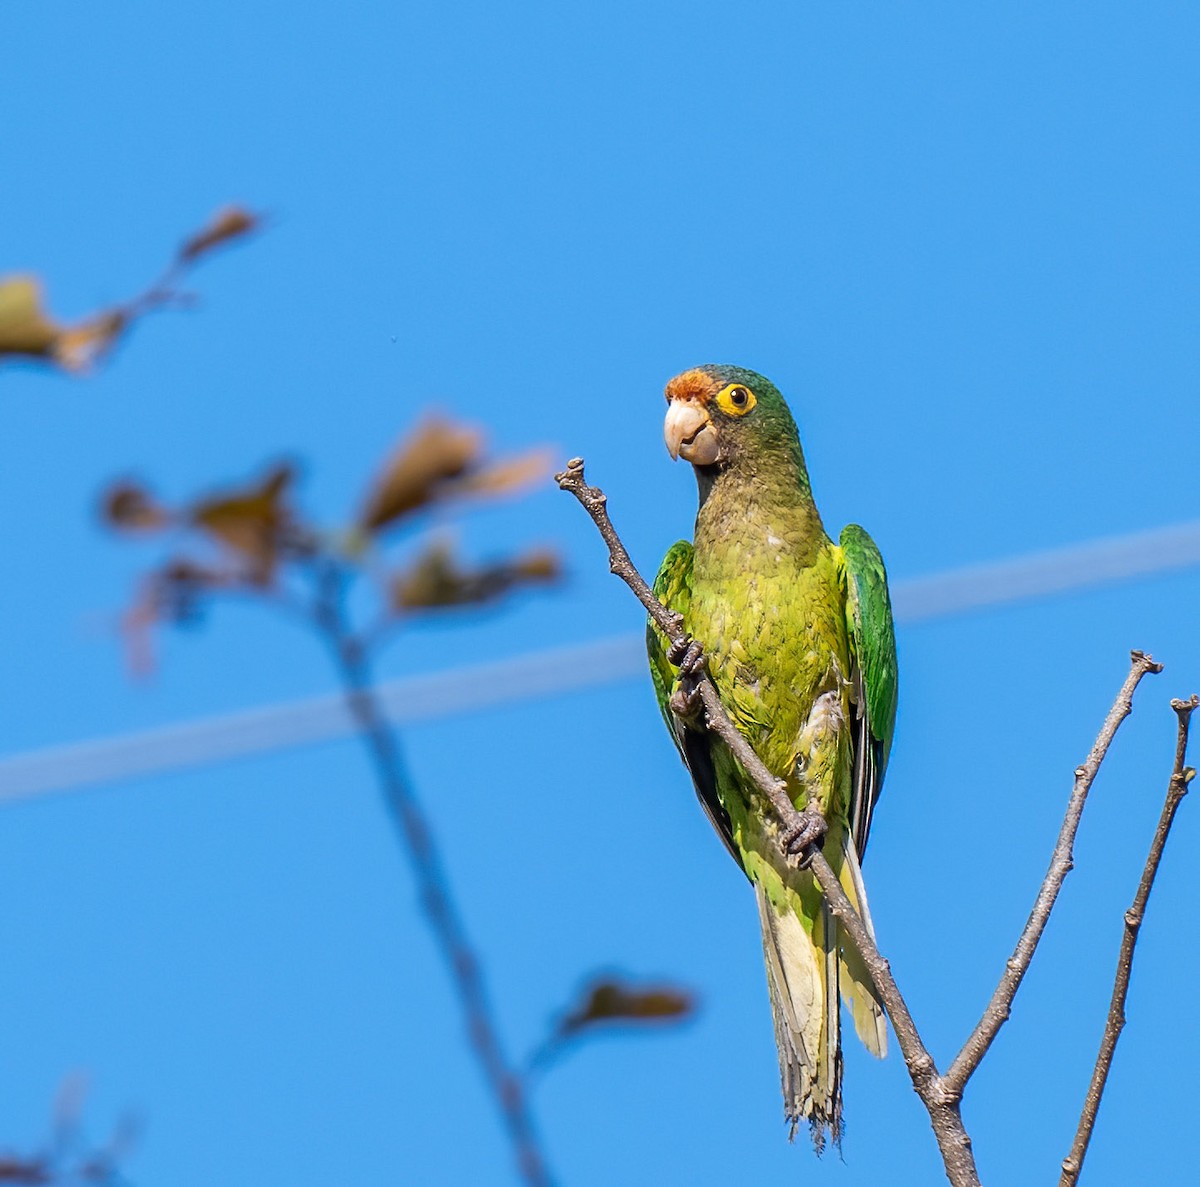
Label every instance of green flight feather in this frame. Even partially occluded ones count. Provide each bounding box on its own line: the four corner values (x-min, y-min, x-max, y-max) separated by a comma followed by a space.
647, 540, 693, 737
838, 523, 899, 857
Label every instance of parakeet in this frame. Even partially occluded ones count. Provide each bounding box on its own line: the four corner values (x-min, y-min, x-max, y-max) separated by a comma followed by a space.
646, 364, 898, 1150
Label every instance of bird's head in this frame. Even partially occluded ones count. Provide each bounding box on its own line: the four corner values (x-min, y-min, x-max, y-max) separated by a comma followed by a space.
662, 364, 798, 469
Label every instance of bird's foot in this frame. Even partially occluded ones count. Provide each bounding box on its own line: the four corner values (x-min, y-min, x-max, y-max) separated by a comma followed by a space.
669, 681, 703, 720
668, 635, 706, 677
668, 636, 706, 720
781, 804, 828, 865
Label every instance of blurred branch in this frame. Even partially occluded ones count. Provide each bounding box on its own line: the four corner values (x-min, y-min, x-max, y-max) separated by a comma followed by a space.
557, 455, 1185, 1187
309, 555, 552, 1187
0, 205, 260, 375
106, 423, 560, 1184
103, 420, 694, 1186
1059, 693, 1197, 1187
944, 651, 1163, 1095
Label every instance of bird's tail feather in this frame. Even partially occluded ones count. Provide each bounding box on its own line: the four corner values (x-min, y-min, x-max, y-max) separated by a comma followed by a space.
835, 836, 888, 1057
755, 881, 843, 1150
754, 836, 887, 1150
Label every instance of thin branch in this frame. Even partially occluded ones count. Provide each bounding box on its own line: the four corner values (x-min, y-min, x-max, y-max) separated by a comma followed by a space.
556, 458, 980, 1187
944, 650, 1162, 1094
1059, 693, 1197, 1186
311, 559, 553, 1187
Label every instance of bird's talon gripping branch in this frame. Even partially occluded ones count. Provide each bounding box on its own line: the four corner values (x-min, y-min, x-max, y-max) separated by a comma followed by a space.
667, 635, 706, 677
781, 804, 829, 863
667, 637, 707, 720
669, 685, 702, 720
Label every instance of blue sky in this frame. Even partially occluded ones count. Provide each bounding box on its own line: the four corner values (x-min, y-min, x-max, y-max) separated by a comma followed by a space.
2, 3, 1198, 1184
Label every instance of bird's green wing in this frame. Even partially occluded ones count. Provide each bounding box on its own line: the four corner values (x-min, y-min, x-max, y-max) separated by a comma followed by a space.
647, 541, 742, 869
839, 524, 899, 858
647, 541, 694, 738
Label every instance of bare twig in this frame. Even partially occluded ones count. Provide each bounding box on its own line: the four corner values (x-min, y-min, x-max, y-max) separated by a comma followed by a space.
944, 651, 1162, 1094
556, 457, 980, 1186
1059, 693, 1197, 1186
311, 559, 552, 1187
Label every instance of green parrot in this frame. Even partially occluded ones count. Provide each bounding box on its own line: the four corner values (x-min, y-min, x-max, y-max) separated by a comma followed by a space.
646, 364, 898, 1150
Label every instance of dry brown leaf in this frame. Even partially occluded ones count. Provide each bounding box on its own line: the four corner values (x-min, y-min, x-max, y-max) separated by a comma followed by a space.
101, 480, 171, 532
188, 463, 295, 584
358, 416, 484, 532
0, 276, 62, 360
559, 979, 695, 1038
0, 277, 128, 372
447, 448, 553, 501
389, 539, 459, 608
179, 205, 260, 262
391, 541, 561, 611
53, 309, 129, 373
511, 547, 561, 582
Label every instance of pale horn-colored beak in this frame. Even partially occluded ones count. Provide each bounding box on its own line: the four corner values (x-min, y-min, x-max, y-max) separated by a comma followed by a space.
664, 399, 720, 464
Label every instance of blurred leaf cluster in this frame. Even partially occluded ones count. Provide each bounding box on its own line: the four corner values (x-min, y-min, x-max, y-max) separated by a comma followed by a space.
103, 414, 560, 670
0, 206, 258, 374
0, 1077, 135, 1186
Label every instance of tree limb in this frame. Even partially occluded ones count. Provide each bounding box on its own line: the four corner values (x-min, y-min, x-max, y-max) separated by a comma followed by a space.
944, 650, 1162, 1095
1059, 693, 1196, 1186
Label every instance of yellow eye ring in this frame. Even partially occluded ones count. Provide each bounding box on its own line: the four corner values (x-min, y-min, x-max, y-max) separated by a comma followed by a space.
716, 383, 756, 416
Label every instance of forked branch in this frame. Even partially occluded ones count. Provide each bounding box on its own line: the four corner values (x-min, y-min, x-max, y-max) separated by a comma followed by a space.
1059, 694, 1197, 1186
944, 650, 1163, 1094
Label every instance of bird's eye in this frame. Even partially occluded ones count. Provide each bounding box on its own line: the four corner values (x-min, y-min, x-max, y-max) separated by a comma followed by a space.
716, 383, 757, 416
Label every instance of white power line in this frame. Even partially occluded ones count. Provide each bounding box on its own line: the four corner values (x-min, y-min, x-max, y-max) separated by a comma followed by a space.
0, 636, 647, 804
3, 518, 1200, 805
893, 518, 1200, 622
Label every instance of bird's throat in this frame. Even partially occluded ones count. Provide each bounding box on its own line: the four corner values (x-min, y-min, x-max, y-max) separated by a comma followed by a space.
693, 454, 826, 568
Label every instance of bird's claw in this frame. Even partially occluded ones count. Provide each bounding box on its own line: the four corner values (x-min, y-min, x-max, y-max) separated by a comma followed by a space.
668, 636, 706, 722
669, 680, 703, 720
781, 805, 828, 865
668, 635, 706, 678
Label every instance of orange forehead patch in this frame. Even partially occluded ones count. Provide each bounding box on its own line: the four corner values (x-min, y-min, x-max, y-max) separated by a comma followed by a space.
664, 368, 720, 405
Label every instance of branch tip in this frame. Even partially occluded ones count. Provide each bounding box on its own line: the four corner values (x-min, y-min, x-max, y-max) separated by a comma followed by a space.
1129, 648, 1164, 675
554, 457, 587, 489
